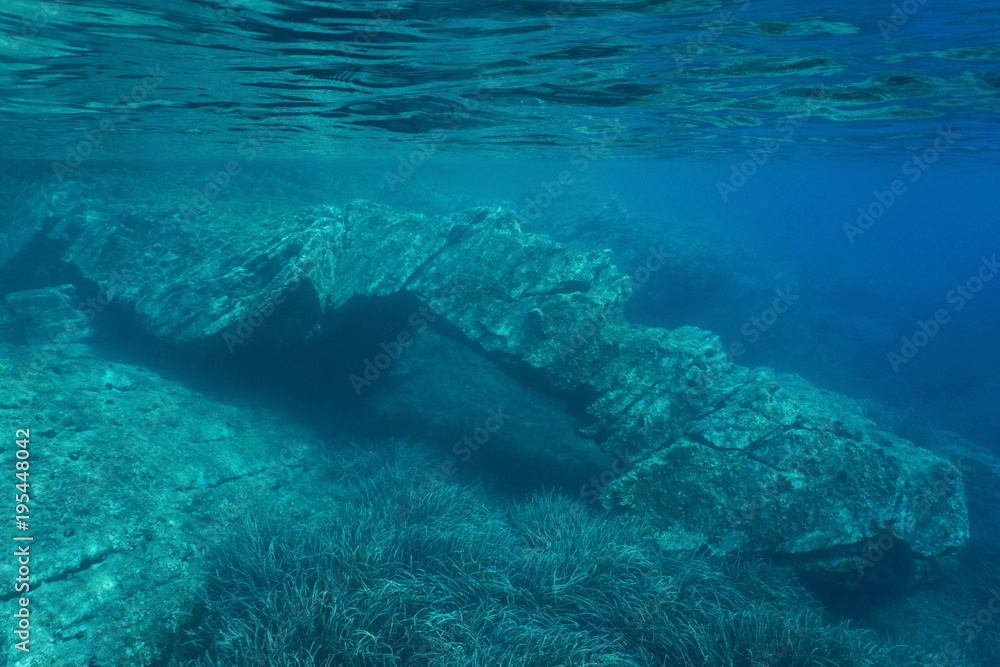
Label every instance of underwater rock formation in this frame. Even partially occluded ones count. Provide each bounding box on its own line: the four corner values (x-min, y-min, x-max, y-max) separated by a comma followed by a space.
2, 284, 94, 345
0, 178, 969, 585
604, 370, 969, 587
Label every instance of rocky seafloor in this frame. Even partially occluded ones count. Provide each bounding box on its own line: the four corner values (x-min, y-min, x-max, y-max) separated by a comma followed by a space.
0, 169, 998, 666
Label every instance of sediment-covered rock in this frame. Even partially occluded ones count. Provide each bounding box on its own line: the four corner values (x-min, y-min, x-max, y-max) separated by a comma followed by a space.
0, 342, 326, 666
0, 178, 971, 585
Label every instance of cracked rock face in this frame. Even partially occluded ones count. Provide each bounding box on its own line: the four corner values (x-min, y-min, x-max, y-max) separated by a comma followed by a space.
603, 371, 968, 583
0, 177, 971, 589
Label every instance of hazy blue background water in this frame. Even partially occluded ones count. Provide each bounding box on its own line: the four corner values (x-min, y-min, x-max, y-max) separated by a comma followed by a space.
2, 0, 998, 449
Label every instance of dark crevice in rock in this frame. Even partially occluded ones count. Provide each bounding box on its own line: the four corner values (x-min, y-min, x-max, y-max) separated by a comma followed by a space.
745, 452, 785, 471
788, 539, 925, 597
613, 390, 656, 424
794, 421, 861, 442
44, 548, 118, 584
86, 294, 391, 435
686, 380, 749, 423
744, 426, 789, 453
358, 253, 407, 287
448, 327, 608, 453
0, 235, 79, 298
177, 466, 270, 492
431, 310, 568, 400
685, 430, 729, 451
399, 239, 454, 290
684, 430, 783, 471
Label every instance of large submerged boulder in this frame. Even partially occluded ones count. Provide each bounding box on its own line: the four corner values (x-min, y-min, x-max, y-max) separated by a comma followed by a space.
0, 177, 971, 586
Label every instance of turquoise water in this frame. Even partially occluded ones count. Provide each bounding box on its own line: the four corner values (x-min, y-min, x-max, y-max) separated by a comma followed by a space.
2, 0, 999, 159
2, 1, 1000, 665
